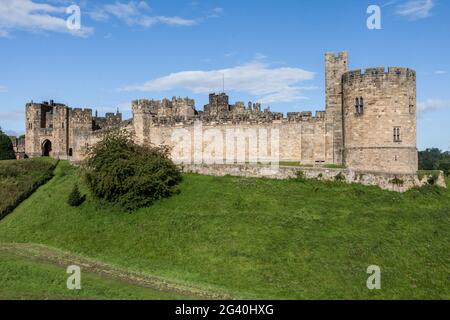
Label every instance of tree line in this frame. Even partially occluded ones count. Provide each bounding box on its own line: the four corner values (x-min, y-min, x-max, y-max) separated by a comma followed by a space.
419, 148, 450, 176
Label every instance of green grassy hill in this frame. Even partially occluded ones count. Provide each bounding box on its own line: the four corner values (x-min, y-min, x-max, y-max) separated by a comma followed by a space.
0, 158, 56, 219
0, 161, 449, 299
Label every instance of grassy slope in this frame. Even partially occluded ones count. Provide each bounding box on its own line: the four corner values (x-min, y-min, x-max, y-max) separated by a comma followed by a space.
0, 158, 56, 218
0, 161, 449, 299
0, 251, 189, 300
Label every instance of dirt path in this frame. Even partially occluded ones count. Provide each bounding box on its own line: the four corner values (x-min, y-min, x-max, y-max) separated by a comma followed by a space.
0, 243, 232, 300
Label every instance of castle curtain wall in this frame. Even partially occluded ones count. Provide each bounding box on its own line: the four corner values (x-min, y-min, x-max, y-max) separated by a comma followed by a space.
138, 119, 333, 165
24, 52, 418, 174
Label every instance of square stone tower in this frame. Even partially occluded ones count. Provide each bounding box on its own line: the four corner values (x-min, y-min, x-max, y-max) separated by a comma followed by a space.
325, 51, 348, 165
25, 101, 70, 158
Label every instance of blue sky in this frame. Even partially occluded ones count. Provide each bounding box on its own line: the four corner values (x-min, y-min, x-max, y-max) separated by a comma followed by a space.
0, 0, 449, 151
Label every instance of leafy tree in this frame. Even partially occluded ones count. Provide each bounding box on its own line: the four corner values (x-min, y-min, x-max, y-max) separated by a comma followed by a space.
418, 148, 442, 170
439, 159, 450, 176
67, 184, 85, 207
83, 130, 182, 211
0, 128, 16, 160
419, 148, 450, 176
442, 151, 450, 175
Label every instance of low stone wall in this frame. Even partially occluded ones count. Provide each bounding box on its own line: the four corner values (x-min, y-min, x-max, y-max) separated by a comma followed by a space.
180, 164, 447, 192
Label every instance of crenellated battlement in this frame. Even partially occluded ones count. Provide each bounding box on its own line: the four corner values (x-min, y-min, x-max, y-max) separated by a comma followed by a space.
132, 97, 195, 116
342, 67, 416, 83
26, 100, 66, 109
287, 111, 326, 122
145, 109, 326, 127
71, 108, 93, 115
325, 51, 348, 62
133, 93, 326, 125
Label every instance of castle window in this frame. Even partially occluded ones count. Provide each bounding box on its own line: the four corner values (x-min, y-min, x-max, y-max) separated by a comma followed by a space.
68, 148, 73, 157
393, 127, 401, 142
28, 123, 32, 129
409, 97, 415, 114
355, 97, 364, 114
62, 122, 64, 129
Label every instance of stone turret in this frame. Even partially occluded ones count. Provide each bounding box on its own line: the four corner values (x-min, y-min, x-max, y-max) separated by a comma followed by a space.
204, 93, 230, 116
325, 51, 348, 165
342, 67, 417, 173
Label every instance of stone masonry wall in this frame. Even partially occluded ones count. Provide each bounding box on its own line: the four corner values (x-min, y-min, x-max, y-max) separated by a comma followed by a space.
342, 67, 417, 174
133, 117, 334, 165
180, 164, 446, 193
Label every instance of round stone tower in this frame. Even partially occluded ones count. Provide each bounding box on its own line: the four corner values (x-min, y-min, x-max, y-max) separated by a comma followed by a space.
342, 67, 417, 174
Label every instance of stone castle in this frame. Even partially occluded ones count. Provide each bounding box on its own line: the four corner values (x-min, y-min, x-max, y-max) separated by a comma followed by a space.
25, 52, 418, 175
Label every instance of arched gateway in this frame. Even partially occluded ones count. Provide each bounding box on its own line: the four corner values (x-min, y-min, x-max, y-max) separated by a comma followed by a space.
42, 140, 52, 157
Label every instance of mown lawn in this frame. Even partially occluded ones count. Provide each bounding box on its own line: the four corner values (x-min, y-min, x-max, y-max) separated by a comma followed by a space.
0, 158, 57, 219
0, 161, 448, 299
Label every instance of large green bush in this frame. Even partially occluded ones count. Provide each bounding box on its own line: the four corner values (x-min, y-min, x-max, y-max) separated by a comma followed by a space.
83, 130, 182, 211
0, 129, 16, 161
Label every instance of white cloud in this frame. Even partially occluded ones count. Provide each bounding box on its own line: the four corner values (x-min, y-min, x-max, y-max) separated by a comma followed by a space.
0, 85, 7, 93
154, 16, 196, 27
89, 1, 197, 27
382, 1, 397, 8
418, 99, 450, 113
208, 7, 223, 18
122, 58, 316, 104
396, 0, 434, 20
0, 0, 93, 38
434, 70, 447, 75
